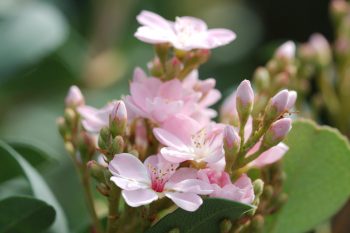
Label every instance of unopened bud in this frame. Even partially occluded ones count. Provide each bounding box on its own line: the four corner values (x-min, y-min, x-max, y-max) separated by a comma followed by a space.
273, 193, 288, 210
57, 117, 67, 138
168, 228, 180, 233
254, 67, 270, 91
236, 80, 254, 127
250, 215, 264, 233
331, 0, 349, 23
253, 179, 264, 198
109, 101, 127, 137
165, 57, 182, 80
285, 91, 297, 110
224, 125, 240, 152
148, 58, 163, 77
110, 136, 125, 156
64, 108, 77, 128
220, 219, 232, 233
78, 132, 96, 162
155, 43, 170, 65
98, 127, 111, 150
264, 90, 289, 124
275, 41, 295, 61
224, 125, 240, 172
262, 118, 292, 149
64, 142, 75, 156
87, 160, 106, 183
65, 85, 85, 108
309, 33, 332, 67
263, 185, 274, 200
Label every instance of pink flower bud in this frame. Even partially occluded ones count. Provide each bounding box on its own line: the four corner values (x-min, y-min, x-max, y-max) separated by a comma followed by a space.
236, 80, 254, 107
309, 33, 332, 66
65, 85, 84, 108
111, 101, 127, 122
286, 91, 297, 110
224, 125, 241, 150
262, 118, 292, 149
270, 89, 289, 113
275, 41, 295, 60
109, 101, 127, 137
269, 118, 292, 140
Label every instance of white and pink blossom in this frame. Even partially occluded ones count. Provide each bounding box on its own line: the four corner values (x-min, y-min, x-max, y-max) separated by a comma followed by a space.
135, 10, 236, 51
109, 153, 213, 211
154, 114, 224, 164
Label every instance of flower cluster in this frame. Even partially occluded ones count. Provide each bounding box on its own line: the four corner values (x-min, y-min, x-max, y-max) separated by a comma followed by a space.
60, 10, 296, 221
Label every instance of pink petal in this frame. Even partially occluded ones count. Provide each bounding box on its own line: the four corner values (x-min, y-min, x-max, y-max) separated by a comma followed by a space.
167, 179, 213, 195
109, 153, 150, 183
160, 114, 202, 144
137, 10, 172, 31
168, 168, 198, 183
207, 29, 236, 48
160, 147, 194, 163
110, 176, 149, 191
165, 192, 203, 212
157, 79, 183, 100
200, 89, 221, 107
135, 27, 173, 44
249, 143, 289, 168
153, 128, 188, 150
122, 189, 158, 207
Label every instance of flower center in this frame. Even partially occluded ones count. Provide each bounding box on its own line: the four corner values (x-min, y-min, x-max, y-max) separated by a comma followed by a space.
148, 164, 176, 193
174, 17, 206, 46
191, 128, 211, 160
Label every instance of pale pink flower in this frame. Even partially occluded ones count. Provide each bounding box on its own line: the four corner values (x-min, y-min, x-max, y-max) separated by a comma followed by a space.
78, 101, 119, 133
124, 68, 200, 124
198, 169, 254, 204
182, 70, 221, 125
135, 10, 236, 51
154, 114, 224, 164
109, 153, 213, 211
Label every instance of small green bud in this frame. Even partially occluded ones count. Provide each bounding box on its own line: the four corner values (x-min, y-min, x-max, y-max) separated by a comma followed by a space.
110, 136, 124, 156
64, 108, 76, 128
254, 67, 270, 91
253, 179, 264, 198
98, 126, 111, 150
78, 132, 96, 162
57, 117, 68, 138
250, 215, 264, 233
87, 160, 106, 183
64, 142, 75, 156
168, 228, 180, 233
220, 219, 232, 233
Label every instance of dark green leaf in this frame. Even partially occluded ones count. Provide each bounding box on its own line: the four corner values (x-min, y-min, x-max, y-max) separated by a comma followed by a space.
0, 196, 56, 233
146, 198, 254, 233
266, 119, 350, 233
0, 140, 69, 233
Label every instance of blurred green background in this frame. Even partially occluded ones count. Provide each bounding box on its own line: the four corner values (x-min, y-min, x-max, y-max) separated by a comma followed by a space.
0, 0, 332, 231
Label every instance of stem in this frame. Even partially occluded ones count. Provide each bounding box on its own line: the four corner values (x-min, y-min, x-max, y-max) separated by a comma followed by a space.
107, 185, 120, 233
80, 165, 104, 233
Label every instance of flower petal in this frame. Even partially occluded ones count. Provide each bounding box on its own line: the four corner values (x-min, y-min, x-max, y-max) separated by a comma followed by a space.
207, 29, 236, 48
167, 179, 213, 195
168, 167, 198, 183
160, 147, 194, 163
122, 189, 158, 207
165, 192, 203, 212
109, 153, 150, 183
153, 128, 188, 150
249, 143, 289, 168
110, 176, 149, 191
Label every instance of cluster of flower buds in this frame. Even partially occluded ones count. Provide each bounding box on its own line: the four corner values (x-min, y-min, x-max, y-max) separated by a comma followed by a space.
59, 10, 297, 233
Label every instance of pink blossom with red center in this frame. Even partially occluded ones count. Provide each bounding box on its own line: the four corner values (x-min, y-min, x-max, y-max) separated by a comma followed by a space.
109, 153, 213, 211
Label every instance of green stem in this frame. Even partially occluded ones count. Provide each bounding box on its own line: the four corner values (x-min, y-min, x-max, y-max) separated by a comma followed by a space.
107, 185, 120, 233
80, 165, 104, 233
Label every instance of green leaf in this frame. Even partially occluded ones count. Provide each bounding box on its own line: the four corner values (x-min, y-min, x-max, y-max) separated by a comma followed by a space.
146, 198, 254, 233
0, 140, 55, 184
0, 140, 69, 233
266, 119, 350, 233
0, 1, 68, 79
0, 196, 56, 233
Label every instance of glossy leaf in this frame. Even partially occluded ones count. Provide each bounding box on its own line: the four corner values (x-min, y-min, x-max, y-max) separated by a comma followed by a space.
146, 198, 254, 233
0, 140, 69, 233
0, 196, 56, 233
266, 119, 350, 233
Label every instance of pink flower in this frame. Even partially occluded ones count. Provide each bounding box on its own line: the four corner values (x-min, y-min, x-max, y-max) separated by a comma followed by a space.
124, 68, 200, 124
153, 114, 224, 164
182, 70, 221, 125
198, 169, 254, 204
78, 101, 118, 133
109, 153, 213, 211
135, 10, 236, 51
275, 41, 296, 60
